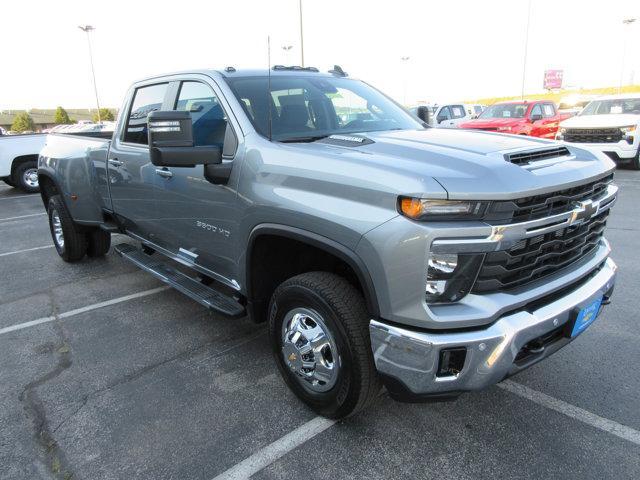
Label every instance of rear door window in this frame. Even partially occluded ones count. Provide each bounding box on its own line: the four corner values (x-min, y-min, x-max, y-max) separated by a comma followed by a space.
542, 104, 556, 117
124, 83, 169, 144
175, 81, 227, 148
450, 105, 466, 119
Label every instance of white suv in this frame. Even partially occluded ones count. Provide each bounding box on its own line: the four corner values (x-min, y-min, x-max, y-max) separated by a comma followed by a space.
556, 93, 640, 170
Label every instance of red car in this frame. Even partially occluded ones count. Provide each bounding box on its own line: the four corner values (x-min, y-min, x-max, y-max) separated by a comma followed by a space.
458, 100, 571, 139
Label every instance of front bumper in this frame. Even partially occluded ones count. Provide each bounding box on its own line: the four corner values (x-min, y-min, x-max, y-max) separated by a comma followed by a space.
370, 256, 617, 401
561, 140, 638, 160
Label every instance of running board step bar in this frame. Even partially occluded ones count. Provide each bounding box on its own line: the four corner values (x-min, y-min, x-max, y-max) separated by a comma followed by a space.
114, 243, 245, 318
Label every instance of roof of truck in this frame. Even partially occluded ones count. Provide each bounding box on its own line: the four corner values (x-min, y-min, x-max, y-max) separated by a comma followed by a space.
215, 67, 344, 78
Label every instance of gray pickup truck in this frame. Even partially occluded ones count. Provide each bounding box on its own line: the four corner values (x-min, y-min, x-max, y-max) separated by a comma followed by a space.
38, 67, 618, 418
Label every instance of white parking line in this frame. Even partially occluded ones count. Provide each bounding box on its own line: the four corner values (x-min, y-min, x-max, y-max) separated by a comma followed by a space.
212, 379, 640, 479
0, 212, 46, 222
0, 286, 169, 336
0, 245, 54, 257
212, 416, 336, 480
497, 380, 640, 446
0, 194, 38, 200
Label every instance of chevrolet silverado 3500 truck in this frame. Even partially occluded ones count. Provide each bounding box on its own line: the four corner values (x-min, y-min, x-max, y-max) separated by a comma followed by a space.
38, 67, 618, 418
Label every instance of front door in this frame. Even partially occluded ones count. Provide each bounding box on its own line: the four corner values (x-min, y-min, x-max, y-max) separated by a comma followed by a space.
107, 82, 171, 239
152, 78, 243, 288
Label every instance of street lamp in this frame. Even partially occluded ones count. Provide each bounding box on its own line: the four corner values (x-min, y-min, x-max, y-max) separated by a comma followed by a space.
520, 0, 532, 100
78, 25, 102, 123
282, 44, 293, 64
620, 18, 638, 93
298, 0, 305, 67
401, 56, 410, 106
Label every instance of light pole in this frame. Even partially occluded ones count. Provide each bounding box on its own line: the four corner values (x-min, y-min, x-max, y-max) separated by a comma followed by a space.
401, 56, 410, 106
619, 18, 638, 93
78, 25, 102, 123
298, 0, 305, 67
520, 0, 532, 99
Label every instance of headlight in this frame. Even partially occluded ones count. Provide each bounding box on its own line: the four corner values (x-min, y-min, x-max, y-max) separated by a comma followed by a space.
497, 126, 512, 132
426, 253, 484, 303
620, 125, 636, 134
399, 198, 488, 221
558, 127, 567, 134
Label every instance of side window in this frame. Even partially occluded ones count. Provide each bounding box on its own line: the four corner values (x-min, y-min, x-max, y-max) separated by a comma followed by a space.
450, 105, 466, 119
543, 104, 555, 117
175, 81, 227, 148
124, 83, 168, 144
437, 107, 451, 122
530, 104, 542, 118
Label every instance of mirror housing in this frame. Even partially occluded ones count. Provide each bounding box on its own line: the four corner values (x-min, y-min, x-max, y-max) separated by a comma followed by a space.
147, 111, 222, 167
530, 113, 543, 122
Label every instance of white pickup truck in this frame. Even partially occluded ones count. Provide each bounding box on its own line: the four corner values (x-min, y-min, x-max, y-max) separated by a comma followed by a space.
0, 133, 47, 192
556, 93, 640, 170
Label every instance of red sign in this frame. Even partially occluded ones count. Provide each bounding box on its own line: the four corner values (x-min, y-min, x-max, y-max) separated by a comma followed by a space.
543, 70, 563, 90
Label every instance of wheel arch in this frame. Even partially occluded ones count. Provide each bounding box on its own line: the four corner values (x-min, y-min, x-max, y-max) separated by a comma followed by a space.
10, 154, 39, 178
245, 224, 380, 322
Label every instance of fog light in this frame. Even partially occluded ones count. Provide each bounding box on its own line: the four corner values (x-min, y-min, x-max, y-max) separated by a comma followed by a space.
437, 347, 467, 377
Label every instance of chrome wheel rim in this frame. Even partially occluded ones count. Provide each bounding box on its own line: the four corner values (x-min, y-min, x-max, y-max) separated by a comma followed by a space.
51, 209, 64, 248
281, 307, 339, 392
23, 168, 38, 188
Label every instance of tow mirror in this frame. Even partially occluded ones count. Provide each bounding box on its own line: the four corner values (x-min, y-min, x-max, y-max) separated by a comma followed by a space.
147, 111, 221, 167
415, 106, 431, 124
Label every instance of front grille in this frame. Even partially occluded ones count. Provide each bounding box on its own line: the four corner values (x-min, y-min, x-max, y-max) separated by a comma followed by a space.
483, 174, 613, 224
472, 209, 608, 293
506, 146, 571, 166
564, 128, 623, 143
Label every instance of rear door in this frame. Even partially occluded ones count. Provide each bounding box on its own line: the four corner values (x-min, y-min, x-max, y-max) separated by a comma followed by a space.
107, 81, 172, 239
448, 104, 468, 128
151, 76, 243, 287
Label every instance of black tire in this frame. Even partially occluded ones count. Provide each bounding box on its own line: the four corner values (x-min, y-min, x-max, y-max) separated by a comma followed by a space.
268, 272, 381, 419
87, 228, 111, 257
13, 160, 39, 193
47, 195, 87, 262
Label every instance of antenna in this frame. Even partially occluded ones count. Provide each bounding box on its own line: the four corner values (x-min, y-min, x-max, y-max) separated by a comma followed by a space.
267, 36, 273, 141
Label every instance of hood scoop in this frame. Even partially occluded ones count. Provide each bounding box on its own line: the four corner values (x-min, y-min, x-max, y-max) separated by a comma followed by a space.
318, 134, 375, 147
505, 146, 571, 167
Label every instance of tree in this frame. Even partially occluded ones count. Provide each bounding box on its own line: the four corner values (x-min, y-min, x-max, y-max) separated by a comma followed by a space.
54, 106, 72, 124
92, 108, 115, 122
11, 112, 36, 132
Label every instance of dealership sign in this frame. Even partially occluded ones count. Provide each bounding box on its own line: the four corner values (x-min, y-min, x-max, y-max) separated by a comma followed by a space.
543, 70, 563, 89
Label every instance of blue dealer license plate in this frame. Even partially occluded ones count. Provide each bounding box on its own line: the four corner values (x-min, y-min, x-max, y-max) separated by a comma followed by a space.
570, 296, 603, 338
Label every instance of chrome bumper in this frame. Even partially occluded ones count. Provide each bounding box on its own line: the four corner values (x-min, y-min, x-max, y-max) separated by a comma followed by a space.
370, 257, 617, 400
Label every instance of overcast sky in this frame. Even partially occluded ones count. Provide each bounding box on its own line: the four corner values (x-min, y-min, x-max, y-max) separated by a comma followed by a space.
1, 0, 639, 110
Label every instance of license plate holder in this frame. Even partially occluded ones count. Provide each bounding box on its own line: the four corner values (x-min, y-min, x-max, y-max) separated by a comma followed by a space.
566, 296, 603, 338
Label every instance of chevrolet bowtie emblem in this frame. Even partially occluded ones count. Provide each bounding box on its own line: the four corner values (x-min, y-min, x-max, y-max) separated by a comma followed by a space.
569, 199, 597, 225
288, 353, 297, 362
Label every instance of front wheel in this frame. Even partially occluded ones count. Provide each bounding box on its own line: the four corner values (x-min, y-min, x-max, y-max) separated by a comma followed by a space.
48, 195, 87, 262
13, 161, 39, 193
629, 148, 640, 170
268, 272, 381, 419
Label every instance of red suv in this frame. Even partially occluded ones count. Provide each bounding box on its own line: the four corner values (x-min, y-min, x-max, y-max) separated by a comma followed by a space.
459, 100, 570, 139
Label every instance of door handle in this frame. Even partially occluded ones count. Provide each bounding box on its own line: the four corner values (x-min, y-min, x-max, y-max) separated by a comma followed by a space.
108, 158, 124, 167
155, 168, 173, 178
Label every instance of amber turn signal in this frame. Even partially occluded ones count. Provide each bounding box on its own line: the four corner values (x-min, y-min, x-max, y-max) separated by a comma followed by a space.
400, 197, 423, 218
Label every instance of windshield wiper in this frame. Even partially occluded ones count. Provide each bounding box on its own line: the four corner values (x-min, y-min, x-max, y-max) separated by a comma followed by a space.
278, 134, 332, 143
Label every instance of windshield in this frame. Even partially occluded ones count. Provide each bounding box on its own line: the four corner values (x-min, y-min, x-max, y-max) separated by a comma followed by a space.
580, 98, 640, 116
226, 75, 423, 141
478, 103, 528, 119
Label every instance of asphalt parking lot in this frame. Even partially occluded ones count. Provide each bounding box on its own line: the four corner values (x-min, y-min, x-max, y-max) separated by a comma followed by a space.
1, 172, 639, 480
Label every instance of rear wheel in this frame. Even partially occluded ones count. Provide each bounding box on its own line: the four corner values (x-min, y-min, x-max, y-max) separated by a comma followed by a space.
13, 161, 39, 193
47, 195, 87, 262
269, 272, 381, 419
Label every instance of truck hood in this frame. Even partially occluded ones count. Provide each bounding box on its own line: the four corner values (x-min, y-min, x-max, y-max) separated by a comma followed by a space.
284, 128, 614, 200
458, 117, 525, 129
560, 113, 640, 128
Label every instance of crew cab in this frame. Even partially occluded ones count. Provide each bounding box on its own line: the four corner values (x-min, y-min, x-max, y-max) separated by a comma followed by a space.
0, 133, 47, 192
556, 93, 640, 170
459, 100, 571, 139
38, 67, 617, 418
